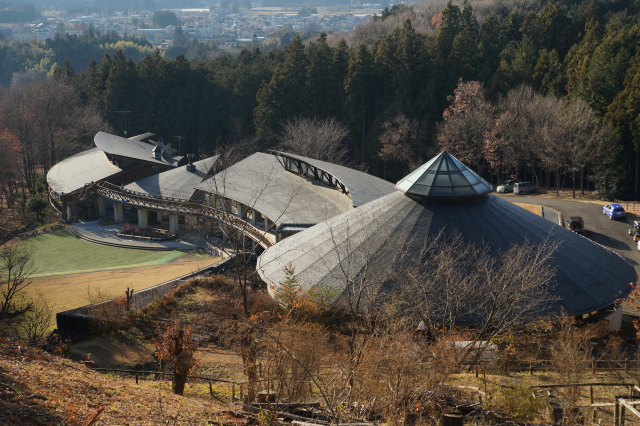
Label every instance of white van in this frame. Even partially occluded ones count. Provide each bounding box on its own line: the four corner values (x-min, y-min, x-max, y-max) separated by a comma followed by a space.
514, 181, 537, 195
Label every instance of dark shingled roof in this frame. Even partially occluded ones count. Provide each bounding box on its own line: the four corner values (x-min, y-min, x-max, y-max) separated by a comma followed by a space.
94, 132, 180, 167
124, 156, 217, 200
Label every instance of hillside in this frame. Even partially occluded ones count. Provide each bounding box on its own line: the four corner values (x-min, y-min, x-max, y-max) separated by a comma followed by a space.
0, 341, 243, 425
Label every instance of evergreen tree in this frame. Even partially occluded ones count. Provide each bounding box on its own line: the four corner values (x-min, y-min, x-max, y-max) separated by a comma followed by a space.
344, 43, 375, 163
254, 35, 308, 135
305, 33, 335, 118
435, 1, 461, 62
104, 49, 138, 135
532, 49, 565, 95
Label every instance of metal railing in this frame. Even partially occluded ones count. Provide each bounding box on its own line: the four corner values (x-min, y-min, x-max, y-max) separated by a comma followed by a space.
96, 182, 275, 248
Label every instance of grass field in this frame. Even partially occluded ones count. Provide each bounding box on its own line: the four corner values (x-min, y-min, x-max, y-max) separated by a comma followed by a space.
1, 229, 221, 328
28, 253, 220, 316
18, 230, 186, 277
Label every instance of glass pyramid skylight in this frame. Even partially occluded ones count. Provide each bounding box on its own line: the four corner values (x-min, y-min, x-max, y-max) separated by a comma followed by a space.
395, 151, 492, 198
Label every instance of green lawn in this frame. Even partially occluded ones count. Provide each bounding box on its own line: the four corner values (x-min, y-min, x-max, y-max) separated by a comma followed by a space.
18, 231, 184, 277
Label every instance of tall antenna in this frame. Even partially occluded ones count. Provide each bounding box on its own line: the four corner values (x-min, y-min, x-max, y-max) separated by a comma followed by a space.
115, 110, 131, 136
173, 135, 184, 155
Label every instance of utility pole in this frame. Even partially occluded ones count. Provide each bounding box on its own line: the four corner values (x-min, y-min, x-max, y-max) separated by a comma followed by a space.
115, 110, 131, 136
173, 135, 184, 156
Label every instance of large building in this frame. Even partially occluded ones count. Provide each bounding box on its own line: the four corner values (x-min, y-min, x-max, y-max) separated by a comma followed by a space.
47, 131, 395, 246
257, 151, 635, 319
48, 135, 634, 321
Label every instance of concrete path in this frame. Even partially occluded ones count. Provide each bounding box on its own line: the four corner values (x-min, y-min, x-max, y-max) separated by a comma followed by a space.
541, 206, 561, 225
70, 220, 205, 251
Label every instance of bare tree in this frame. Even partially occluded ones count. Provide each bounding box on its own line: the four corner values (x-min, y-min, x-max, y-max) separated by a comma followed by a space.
0, 76, 108, 189
399, 231, 558, 347
437, 80, 494, 174
278, 116, 350, 165
13, 292, 52, 343
560, 99, 618, 197
0, 244, 36, 323
378, 112, 420, 179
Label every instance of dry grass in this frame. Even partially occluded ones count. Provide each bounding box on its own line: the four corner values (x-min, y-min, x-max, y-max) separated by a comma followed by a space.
513, 203, 543, 216
0, 341, 243, 425
26, 254, 220, 330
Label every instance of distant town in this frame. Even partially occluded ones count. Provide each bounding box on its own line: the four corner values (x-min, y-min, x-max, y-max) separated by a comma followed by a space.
0, 4, 386, 48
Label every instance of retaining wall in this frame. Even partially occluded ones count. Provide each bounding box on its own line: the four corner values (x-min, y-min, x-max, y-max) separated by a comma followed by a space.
56, 257, 233, 339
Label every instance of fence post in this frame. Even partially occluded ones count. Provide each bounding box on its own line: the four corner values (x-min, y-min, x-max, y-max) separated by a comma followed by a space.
625, 359, 630, 373
614, 398, 620, 426
621, 402, 626, 426
232, 383, 235, 401
209, 380, 213, 396
135, 373, 139, 385
592, 360, 597, 374
589, 385, 593, 405
529, 363, 533, 376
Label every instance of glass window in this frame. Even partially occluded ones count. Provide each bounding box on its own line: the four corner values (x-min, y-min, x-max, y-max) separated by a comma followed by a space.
433, 173, 452, 187
416, 171, 436, 186
449, 172, 467, 186
430, 186, 454, 196
454, 186, 476, 197
461, 170, 480, 184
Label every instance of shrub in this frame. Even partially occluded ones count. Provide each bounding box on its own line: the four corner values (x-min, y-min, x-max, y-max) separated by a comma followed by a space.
492, 379, 547, 422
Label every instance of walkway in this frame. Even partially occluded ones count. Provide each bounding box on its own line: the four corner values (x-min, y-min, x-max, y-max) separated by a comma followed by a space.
70, 220, 205, 251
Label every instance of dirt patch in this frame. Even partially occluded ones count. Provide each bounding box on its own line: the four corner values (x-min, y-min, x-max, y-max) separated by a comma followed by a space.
72, 331, 156, 368
513, 203, 542, 216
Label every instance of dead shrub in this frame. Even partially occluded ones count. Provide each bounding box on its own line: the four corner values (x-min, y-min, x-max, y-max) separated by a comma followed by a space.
351, 323, 462, 422
196, 274, 231, 291
262, 321, 332, 401
547, 316, 597, 424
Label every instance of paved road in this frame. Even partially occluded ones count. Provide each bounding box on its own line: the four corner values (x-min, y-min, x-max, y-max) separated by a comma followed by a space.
496, 193, 640, 273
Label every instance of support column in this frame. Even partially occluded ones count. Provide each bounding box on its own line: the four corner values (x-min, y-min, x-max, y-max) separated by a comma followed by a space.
66, 205, 72, 221
96, 197, 106, 217
137, 208, 148, 229
169, 214, 178, 234
113, 202, 124, 224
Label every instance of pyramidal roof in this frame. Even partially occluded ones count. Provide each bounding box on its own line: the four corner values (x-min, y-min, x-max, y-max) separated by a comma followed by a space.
395, 151, 492, 198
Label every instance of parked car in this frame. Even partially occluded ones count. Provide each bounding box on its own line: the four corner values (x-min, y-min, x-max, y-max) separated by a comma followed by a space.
496, 179, 520, 193
629, 221, 640, 241
603, 203, 626, 220
566, 216, 585, 235
513, 181, 537, 195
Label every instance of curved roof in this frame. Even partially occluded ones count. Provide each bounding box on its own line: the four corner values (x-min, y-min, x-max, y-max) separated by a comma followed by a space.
196, 153, 356, 226
94, 132, 180, 167
396, 151, 492, 198
258, 191, 634, 317
47, 147, 122, 194
124, 156, 217, 200
272, 152, 396, 207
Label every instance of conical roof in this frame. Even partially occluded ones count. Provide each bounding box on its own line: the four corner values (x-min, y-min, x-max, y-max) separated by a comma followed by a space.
396, 151, 492, 198
257, 192, 635, 317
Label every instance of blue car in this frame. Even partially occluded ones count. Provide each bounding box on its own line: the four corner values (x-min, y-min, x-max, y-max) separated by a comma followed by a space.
603, 203, 626, 220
